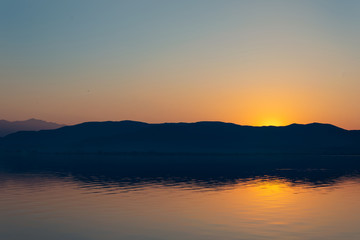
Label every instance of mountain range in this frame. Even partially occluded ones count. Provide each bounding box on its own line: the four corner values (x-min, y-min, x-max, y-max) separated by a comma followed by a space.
0, 119, 64, 137
1, 120, 360, 155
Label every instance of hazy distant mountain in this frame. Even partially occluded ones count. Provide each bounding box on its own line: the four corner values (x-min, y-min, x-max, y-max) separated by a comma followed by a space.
0, 119, 65, 137
1, 120, 360, 155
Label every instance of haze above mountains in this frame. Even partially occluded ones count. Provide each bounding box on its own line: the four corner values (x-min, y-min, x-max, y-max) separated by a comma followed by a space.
0, 119, 65, 137
1, 120, 360, 155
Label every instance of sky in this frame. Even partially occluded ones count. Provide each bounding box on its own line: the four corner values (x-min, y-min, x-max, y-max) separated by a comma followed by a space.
1, 0, 360, 129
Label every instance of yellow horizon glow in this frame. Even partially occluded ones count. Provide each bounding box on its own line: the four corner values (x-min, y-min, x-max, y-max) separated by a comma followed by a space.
257, 119, 285, 127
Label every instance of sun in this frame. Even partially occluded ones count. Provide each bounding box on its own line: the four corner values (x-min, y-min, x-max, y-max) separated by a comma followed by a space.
259, 118, 284, 127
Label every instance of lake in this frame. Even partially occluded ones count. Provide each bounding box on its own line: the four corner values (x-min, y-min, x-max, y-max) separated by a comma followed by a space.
1, 154, 360, 240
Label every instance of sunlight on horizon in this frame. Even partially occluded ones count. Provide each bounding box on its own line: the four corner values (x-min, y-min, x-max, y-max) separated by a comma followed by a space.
257, 118, 285, 127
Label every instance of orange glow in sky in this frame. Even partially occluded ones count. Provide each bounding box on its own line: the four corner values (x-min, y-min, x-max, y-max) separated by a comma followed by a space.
1, 1, 360, 129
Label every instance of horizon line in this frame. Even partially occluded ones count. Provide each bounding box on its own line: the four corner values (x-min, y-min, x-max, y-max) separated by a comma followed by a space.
1, 118, 356, 131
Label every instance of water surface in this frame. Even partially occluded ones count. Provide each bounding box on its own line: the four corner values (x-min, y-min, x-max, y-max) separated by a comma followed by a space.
1, 155, 360, 240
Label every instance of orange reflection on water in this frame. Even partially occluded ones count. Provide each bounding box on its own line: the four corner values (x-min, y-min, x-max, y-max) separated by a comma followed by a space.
1, 174, 360, 240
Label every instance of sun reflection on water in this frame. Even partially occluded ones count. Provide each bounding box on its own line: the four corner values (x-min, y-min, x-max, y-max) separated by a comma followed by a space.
1, 171, 360, 240
250, 178, 293, 197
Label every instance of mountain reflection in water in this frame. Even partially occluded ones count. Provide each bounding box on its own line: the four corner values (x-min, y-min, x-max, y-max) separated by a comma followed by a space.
1, 154, 360, 240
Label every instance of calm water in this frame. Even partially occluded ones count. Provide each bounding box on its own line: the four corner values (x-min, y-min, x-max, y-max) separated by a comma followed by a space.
1, 155, 360, 240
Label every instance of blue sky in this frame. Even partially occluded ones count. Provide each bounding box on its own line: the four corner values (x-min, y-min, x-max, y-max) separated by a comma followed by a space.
1, 0, 360, 128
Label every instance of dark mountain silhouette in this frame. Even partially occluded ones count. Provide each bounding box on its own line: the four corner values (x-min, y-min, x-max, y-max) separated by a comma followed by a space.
1, 153, 360, 189
1, 120, 360, 155
0, 119, 65, 137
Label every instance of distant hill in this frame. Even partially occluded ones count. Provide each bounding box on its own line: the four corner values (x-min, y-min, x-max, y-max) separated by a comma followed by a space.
0, 119, 64, 137
1, 120, 360, 155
